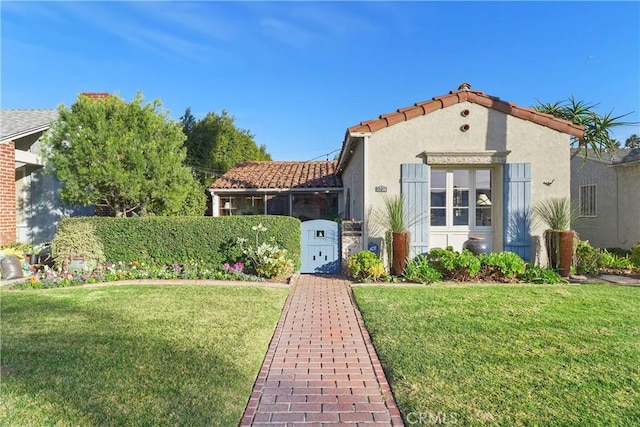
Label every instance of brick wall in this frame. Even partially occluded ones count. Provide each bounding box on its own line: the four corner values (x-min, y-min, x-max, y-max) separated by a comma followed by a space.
0, 142, 16, 246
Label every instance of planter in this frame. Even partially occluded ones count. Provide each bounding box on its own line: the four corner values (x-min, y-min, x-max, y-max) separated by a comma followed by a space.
462, 237, 490, 256
545, 230, 576, 277
392, 231, 410, 276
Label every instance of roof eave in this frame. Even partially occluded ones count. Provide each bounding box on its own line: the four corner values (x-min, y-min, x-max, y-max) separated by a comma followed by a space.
336, 131, 370, 175
210, 186, 343, 193
0, 124, 52, 144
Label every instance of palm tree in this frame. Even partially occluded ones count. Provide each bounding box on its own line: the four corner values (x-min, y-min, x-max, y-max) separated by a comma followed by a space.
534, 96, 637, 159
625, 134, 640, 149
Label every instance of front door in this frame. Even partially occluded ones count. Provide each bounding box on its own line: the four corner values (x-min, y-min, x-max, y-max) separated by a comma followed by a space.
429, 168, 494, 251
300, 219, 340, 273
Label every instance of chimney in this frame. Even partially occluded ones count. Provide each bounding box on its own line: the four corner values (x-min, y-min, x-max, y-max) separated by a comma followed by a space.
81, 92, 111, 99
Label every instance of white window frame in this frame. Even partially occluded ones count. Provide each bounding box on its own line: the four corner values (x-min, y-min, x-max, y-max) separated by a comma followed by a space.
579, 184, 597, 217
429, 168, 493, 231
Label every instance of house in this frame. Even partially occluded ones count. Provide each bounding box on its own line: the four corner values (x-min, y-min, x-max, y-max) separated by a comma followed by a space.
208, 160, 343, 220
337, 83, 583, 264
570, 148, 640, 250
0, 109, 92, 246
210, 83, 583, 266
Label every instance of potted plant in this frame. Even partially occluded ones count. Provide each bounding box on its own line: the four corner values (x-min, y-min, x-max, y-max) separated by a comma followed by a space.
373, 195, 413, 276
533, 197, 581, 277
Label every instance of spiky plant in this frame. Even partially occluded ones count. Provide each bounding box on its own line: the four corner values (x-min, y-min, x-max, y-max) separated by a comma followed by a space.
532, 197, 581, 231
534, 96, 637, 160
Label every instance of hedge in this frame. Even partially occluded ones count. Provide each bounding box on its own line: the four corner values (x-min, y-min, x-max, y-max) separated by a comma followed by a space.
52, 215, 302, 269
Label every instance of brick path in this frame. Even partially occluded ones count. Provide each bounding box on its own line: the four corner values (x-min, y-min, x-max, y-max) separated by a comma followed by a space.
241, 274, 404, 426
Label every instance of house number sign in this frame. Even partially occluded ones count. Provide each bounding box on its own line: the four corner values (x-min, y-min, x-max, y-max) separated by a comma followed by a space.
375, 185, 387, 193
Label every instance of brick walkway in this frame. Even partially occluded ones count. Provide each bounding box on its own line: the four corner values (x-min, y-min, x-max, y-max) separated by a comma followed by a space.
241, 274, 404, 426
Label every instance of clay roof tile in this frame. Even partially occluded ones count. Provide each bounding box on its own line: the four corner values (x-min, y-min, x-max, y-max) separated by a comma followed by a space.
210, 161, 342, 190
344, 83, 584, 140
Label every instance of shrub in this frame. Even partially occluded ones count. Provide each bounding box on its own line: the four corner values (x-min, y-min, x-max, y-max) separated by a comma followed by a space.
243, 243, 294, 279
403, 255, 442, 284
575, 240, 634, 274
427, 247, 481, 281
478, 252, 526, 282
575, 240, 602, 275
236, 222, 295, 279
52, 215, 301, 270
600, 250, 632, 270
519, 264, 567, 284
347, 251, 385, 282
630, 242, 640, 268
51, 220, 106, 268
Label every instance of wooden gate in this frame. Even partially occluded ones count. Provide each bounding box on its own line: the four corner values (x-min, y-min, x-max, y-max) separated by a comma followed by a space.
300, 220, 340, 274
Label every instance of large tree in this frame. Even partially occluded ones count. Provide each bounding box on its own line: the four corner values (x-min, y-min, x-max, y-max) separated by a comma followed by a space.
534, 96, 636, 159
181, 109, 271, 184
44, 92, 206, 216
625, 134, 640, 149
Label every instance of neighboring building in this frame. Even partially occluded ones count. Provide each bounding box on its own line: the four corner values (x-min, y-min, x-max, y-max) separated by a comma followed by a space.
336, 83, 582, 265
571, 148, 640, 250
209, 160, 343, 220
0, 109, 92, 246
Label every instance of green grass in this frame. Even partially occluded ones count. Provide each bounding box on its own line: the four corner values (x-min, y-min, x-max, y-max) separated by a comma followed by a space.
1, 284, 288, 426
353, 284, 640, 426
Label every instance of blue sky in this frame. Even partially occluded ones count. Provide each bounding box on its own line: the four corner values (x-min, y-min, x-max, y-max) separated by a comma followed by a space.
2, 1, 639, 161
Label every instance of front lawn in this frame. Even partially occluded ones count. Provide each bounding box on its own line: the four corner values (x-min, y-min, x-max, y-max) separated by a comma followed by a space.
1, 285, 288, 426
353, 284, 640, 426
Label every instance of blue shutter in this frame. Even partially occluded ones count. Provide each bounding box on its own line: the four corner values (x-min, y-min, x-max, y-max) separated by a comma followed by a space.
401, 163, 430, 256
503, 163, 532, 261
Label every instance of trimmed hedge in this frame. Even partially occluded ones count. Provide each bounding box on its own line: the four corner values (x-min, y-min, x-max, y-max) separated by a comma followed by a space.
53, 215, 301, 269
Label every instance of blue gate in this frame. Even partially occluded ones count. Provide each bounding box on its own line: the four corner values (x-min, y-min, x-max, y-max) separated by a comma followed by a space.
300, 219, 340, 274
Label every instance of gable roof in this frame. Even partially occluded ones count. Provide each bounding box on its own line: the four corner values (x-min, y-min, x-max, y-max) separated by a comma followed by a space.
576, 148, 640, 166
210, 161, 342, 190
612, 148, 640, 165
1, 109, 59, 144
347, 83, 584, 138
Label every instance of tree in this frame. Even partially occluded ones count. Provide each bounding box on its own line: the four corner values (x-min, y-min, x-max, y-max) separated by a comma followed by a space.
625, 134, 640, 148
43, 92, 206, 216
180, 107, 196, 137
534, 96, 636, 159
184, 109, 271, 185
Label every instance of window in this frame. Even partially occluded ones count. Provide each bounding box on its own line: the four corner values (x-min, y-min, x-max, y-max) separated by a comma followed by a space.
219, 196, 238, 216
292, 192, 338, 221
430, 169, 492, 228
475, 170, 492, 226
579, 184, 597, 217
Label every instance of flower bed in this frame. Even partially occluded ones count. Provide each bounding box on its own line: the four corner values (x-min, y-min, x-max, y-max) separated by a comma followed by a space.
9, 260, 263, 290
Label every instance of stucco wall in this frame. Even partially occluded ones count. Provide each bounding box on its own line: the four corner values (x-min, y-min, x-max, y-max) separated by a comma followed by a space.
617, 164, 640, 248
572, 156, 640, 249
341, 136, 366, 222
346, 101, 572, 264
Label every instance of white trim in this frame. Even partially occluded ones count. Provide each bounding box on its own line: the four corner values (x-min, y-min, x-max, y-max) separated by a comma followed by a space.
425, 151, 511, 165
14, 149, 44, 167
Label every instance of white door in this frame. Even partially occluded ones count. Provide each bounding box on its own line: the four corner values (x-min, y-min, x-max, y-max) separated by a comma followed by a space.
429, 168, 494, 251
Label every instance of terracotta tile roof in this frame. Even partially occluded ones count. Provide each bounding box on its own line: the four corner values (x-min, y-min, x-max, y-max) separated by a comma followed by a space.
348, 83, 584, 138
210, 161, 342, 190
